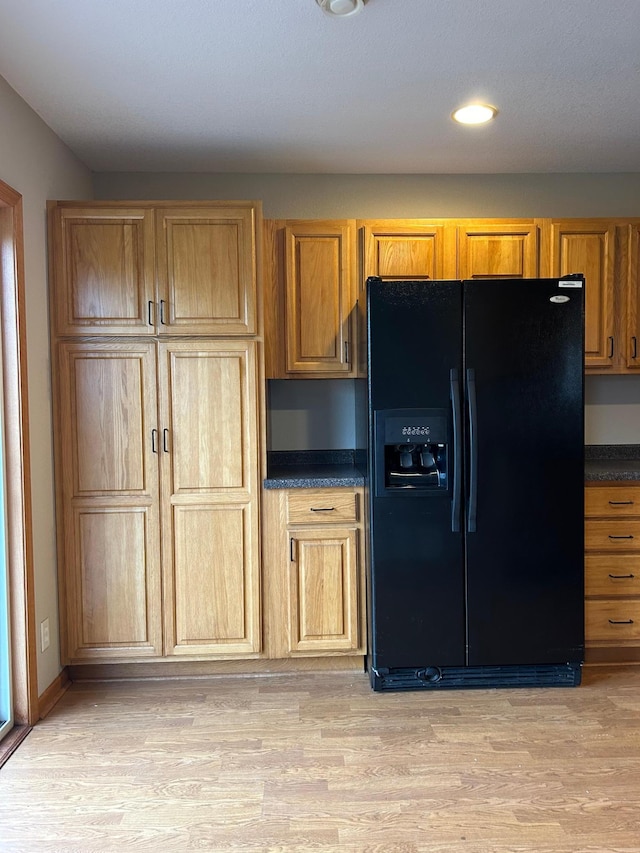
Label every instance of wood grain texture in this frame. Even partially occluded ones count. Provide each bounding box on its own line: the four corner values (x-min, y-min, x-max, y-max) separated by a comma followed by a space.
284, 221, 356, 376
456, 221, 539, 279
262, 219, 285, 378
263, 488, 366, 660
57, 342, 162, 662
625, 221, 640, 369
361, 220, 455, 281
155, 204, 259, 336
286, 488, 358, 524
2, 667, 640, 851
548, 220, 616, 368
585, 484, 640, 517
159, 341, 261, 659
585, 482, 640, 659
50, 205, 156, 335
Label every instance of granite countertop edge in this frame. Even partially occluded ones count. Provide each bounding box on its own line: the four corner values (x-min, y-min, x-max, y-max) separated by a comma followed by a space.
265, 447, 640, 488
584, 445, 640, 482
264, 450, 365, 490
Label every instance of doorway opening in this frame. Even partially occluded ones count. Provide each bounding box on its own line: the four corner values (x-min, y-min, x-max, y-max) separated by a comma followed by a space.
0, 178, 38, 757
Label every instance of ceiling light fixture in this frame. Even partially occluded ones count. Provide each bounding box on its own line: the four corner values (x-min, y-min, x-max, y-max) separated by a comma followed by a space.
452, 104, 498, 125
316, 0, 366, 17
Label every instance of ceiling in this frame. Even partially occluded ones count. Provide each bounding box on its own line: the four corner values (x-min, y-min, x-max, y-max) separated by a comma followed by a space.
1, 0, 639, 174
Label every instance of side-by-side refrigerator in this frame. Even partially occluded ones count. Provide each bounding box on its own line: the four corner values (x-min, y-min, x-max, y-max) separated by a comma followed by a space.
365, 276, 585, 690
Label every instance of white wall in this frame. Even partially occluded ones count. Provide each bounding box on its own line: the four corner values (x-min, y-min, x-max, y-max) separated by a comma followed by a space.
0, 74, 92, 694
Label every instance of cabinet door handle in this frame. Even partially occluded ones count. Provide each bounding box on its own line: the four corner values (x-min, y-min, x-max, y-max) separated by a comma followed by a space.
160, 299, 167, 325
609, 500, 634, 506
290, 537, 295, 562
608, 336, 615, 359
633, 336, 638, 360
609, 573, 635, 579
163, 428, 169, 453
609, 534, 634, 539
148, 300, 155, 326
344, 341, 350, 364
609, 619, 634, 625
310, 507, 335, 512
151, 428, 158, 453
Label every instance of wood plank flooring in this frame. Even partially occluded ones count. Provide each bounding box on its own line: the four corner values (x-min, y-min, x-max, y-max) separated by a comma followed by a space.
2, 665, 640, 852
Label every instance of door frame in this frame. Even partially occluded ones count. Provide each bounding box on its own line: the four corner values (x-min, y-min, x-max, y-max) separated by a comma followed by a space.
0, 178, 38, 726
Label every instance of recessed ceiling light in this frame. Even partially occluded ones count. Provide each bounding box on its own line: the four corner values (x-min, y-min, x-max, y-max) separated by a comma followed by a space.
316, 0, 366, 17
452, 104, 498, 125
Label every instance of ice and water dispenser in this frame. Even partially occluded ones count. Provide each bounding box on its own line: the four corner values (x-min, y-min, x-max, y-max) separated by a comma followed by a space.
374, 408, 449, 496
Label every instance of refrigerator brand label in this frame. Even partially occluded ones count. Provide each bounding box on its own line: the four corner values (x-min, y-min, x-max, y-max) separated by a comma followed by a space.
550, 295, 570, 303
402, 426, 430, 436
558, 280, 583, 288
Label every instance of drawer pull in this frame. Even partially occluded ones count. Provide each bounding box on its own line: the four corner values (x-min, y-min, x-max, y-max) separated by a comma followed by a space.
310, 507, 335, 512
609, 619, 634, 625
609, 573, 636, 579
609, 500, 634, 506
608, 535, 634, 540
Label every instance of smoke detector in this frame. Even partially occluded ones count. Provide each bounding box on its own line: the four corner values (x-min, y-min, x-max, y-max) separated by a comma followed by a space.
316, 0, 366, 17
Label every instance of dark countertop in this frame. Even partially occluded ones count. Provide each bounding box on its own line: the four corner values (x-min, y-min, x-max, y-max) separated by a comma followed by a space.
265, 446, 640, 488
585, 445, 640, 481
264, 450, 365, 489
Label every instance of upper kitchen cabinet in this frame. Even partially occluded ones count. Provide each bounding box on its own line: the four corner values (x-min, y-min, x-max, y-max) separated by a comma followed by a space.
49, 201, 261, 337
623, 222, 640, 371
264, 220, 357, 378
359, 220, 457, 286
155, 205, 259, 335
545, 219, 616, 370
49, 204, 156, 336
456, 221, 540, 279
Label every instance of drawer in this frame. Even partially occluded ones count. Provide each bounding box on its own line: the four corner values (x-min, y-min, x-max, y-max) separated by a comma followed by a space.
585, 554, 640, 596
585, 519, 640, 552
585, 599, 640, 642
286, 488, 359, 524
585, 486, 640, 518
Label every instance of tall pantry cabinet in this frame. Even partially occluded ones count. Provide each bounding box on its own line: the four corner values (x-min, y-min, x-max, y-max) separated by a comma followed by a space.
48, 201, 264, 664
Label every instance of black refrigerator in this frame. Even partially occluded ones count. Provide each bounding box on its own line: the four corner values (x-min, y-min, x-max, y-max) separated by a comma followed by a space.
364, 275, 585, 691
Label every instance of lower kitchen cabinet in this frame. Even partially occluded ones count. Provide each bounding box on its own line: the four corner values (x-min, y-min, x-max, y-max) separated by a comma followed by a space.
55, 339, 262, 663
262, 487, 366, 658
585, 482, 640, 661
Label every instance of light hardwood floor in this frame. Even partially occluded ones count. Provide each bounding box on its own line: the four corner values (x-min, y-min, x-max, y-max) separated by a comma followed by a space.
1, 665, 640, 852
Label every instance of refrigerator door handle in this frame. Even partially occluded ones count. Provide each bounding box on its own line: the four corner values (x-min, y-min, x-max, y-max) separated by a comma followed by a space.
466, 367, 478, 533
450, 368, 462, 532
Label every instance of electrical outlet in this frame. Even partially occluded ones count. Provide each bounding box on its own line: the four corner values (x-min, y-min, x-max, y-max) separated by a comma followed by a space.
40, 618, 50, 652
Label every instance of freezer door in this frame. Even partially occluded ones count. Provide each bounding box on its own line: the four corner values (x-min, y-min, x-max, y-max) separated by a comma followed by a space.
367, 278, 465, 669
463, 277, 585, 666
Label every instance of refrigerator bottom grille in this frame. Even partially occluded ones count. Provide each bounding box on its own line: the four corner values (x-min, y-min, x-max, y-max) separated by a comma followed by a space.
370, 663, 582, 691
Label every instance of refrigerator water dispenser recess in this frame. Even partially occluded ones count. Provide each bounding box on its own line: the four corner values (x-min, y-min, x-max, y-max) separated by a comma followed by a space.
374, 408, 449, 496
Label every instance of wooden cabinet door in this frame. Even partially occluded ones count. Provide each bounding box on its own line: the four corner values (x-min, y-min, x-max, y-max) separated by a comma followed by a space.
155, 205, 258, 336
361, 220, 456, 282
158, 341, 261, 656
50, 206, 156, 336
457, 222, 539, 279
284, 221, 355, 375
57, 342, 162, 661
624, 223, 640, 369
288, 528, 360, 654
548, 220, 616, 369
